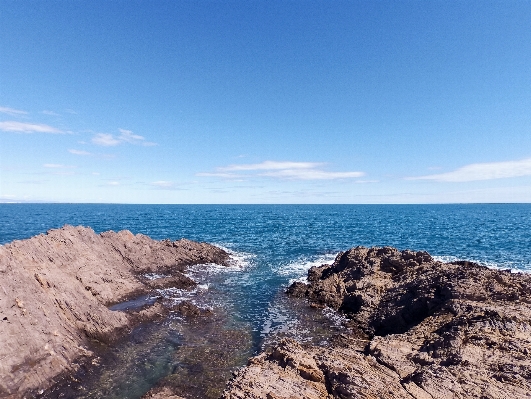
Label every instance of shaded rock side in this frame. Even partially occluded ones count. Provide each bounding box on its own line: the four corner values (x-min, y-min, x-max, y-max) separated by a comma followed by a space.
0, 225, 228, 398
225, 246, 531, 398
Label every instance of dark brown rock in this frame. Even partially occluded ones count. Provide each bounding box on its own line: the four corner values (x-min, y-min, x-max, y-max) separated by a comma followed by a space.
223, 246, 531, 399
145, 273, 197, 290
170, 300, 213, 318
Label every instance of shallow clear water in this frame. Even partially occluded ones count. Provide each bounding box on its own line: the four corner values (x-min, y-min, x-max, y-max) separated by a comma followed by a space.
2, 204, 530, 397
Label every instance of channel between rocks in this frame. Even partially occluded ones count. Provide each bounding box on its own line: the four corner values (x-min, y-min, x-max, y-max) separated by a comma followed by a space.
2, 228, 531, 399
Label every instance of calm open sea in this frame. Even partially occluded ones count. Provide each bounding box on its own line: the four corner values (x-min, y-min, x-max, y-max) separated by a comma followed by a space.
2, 203, 530, 398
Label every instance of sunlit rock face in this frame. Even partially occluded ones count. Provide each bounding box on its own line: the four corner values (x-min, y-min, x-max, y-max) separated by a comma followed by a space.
223, 246, 531, 399
0, 225, 228, 398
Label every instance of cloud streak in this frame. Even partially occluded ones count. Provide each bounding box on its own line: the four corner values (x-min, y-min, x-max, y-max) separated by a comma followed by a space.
0, 107, 28, 116
261, 169, 365, 180
196, 172, 243, 179
91, 129, 157, 147
43, 164, 72, 168
149, 180, 183, 190
0, 121, 64, 134
92, 133, 121, 146
408, 158, 531, 182
68, 149, 93, 156
200, 160, 365, 181
220, 161, 323, 172
41, 110, 60, 116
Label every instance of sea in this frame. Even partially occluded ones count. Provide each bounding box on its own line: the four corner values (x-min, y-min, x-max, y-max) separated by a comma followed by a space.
1, 203, 530, 398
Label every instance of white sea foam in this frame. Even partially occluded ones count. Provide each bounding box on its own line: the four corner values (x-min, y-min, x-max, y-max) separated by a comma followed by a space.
183, 246, 255, 289
217, 244, 256, 270
276, 253, 337, 284
143, 273, 168, 280
223, 273, 255, 287
186, 245, 255, 277
186, 262, 228, 276
433, 255, 460, 263
433, 255, 530, 273
260, 302, 301, 338
322, 306, 349, 327
155, 286, 200, 305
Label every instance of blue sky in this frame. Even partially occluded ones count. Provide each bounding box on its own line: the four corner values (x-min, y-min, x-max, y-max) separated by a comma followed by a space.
1, 1, 530, 203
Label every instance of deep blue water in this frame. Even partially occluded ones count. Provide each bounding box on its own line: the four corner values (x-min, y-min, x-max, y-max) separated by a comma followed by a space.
2, 203, 530, 338
2, 204, 530, 398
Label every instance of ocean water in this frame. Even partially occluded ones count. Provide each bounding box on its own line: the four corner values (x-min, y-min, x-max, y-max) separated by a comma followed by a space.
2, 203, 531, 398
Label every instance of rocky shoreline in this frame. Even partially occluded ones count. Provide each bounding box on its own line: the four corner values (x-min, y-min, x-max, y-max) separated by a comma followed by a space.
2, 228, 531, 399
0, 226, 228, 398
222, 246, 531, 398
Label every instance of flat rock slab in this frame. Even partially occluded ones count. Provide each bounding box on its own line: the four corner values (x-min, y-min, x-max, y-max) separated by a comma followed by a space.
0, 225, 228, 398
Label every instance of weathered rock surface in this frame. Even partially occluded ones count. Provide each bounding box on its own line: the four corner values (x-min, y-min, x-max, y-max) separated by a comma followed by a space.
223, 246, 531, 399
0, 225, 228, 398
141, 386, 186, 399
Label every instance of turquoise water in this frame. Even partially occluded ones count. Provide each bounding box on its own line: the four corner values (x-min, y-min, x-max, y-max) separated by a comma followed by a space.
2, 204, 530, 398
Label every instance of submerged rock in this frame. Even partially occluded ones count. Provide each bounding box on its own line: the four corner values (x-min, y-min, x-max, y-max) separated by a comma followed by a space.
224, 246, 531, 399
0, 225, 228, 398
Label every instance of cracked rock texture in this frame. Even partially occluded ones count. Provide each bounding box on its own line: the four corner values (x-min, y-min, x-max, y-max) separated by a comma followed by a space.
0, 225, 228, 398
223, 246, 531, 399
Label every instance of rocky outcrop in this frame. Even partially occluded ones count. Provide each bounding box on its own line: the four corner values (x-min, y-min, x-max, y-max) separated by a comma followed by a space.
224, 246, 531, 399
141, 387, 186, 399
222, 337, 416, 399
0, 225, 228, 398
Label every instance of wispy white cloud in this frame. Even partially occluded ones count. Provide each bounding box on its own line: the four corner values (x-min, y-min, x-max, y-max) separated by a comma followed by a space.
151, 180, 174, 187
0, 121, 64, 134
92, 133, 121, 146
200, 160, 365, 181
43, 163, 76, 169
41, 110, 60, 116
196, 172, 243, 179
118, 129, 144, 143
408, 158, 531, 182
221, 161, 323, 172
19, 179, 47, 185
149, 180, 182, 190
91, 129, 157, 147
44, 164, 65, 168
52, 171, 76, 176
68, 149, 92, 156
262, 169, 364, 180
0, 106, 28, 116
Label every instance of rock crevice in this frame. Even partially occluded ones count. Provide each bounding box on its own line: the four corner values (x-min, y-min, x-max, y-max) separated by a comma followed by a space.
225, 246, 531, 399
